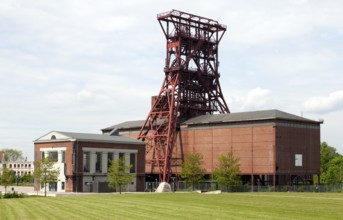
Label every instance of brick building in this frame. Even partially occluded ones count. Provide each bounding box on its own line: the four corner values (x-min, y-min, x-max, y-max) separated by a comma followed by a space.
34, 131, 146, 192
102, 109, 322, 187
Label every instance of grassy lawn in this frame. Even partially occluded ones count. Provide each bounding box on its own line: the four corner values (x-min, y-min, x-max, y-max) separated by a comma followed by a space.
1, 192, 343, 219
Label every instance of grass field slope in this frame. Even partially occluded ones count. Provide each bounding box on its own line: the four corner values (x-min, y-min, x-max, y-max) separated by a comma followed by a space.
1, 192, 343, 219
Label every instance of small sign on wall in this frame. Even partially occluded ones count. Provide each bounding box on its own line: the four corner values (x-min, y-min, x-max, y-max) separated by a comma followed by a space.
295, 154, 302, 167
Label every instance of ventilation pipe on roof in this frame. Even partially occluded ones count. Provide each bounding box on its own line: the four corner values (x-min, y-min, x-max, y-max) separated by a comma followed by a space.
109, 128, 120, 136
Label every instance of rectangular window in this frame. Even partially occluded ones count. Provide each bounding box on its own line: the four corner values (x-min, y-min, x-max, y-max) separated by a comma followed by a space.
48, 151, 58, 162
107, 152, 114, 168
41, 151, 45, 159
72, 152, 75, 172
295, 154, 303, 167
119, 153, 124, 159
83, 152, 90, 172
95, 152, 102, 173
61, 151, 66, 163
130, 153, 136, 173
61, 182, 65, 190
49, 182, 57, 192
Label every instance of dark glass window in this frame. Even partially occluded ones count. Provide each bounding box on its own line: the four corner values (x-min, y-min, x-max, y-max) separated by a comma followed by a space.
96, 152, 102, 173
119, 153, 124, 159
48, 151, 58, 162
130, 153, 136, 173
107, 153, 114, 168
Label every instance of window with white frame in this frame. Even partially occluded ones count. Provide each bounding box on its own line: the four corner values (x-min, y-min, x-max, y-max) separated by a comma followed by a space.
130, 153, 136, 173
95, 152, 102, 173
83, 152, 90, 172
107, 152, 114, 168
48, 151, 58, 162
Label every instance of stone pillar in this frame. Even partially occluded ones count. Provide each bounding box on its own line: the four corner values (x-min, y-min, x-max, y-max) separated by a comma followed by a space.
125, 153, 130, 167
58, 150, 63, 163
114, 152, 119, 161
43, 151, 48, 159
90, 151, 96, 173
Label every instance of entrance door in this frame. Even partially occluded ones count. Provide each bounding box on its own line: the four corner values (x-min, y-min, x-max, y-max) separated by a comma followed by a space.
49, 182, 57, 192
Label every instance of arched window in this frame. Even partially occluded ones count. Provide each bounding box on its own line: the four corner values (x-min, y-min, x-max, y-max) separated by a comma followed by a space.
51, 135, 56, 140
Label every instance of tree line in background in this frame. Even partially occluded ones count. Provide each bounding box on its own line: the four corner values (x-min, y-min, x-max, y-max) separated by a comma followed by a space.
0, 149, 33, 193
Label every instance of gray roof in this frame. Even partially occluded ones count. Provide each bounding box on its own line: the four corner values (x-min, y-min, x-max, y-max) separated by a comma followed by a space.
102, 120, 145, 132
104, 109, 320, 130
101, 109, 320, 131
35, 131, 145, 145
183, 109, 319, 125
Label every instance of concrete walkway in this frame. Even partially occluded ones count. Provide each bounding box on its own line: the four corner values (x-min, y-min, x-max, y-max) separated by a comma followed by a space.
0, 186, 86, 197
0, 186, 35, 194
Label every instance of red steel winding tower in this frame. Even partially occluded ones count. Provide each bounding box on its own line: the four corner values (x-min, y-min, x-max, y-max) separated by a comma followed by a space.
138, 10, 230, 182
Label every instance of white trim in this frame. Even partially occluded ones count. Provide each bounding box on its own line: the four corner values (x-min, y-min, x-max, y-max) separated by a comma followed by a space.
39, 147, 67, 152
82, 147, 137, 153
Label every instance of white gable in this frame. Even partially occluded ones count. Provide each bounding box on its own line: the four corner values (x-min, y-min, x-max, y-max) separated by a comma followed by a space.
36, 131, 71, 141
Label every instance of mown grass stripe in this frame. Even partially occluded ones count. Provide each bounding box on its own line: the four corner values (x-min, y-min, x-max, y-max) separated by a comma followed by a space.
1, 192, 343, 220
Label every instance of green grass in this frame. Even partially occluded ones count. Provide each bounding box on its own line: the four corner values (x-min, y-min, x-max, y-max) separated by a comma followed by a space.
1, 192, 343, 219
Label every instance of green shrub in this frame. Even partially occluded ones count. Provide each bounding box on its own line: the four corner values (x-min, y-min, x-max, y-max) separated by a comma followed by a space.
3, 191, 25, 199
296, 185, 305, 192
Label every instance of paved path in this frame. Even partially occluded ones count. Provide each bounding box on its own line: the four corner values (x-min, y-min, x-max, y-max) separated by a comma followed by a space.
0, 186, 35, 194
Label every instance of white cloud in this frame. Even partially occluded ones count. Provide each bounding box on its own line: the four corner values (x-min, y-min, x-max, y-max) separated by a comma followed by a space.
230, 87, 272, 112
303, 90, 343, 114
1, 0, 343, 159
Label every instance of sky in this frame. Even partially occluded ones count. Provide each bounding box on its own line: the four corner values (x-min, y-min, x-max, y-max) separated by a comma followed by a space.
1, 0, 343, 161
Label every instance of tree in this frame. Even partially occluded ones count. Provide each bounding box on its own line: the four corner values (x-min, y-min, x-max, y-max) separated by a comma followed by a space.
0, 165, 15, 192
213, 151, 241, 191
20, 174, 34, 185
1, 148, 23, 162
181, 152, 206, 191
108, 157, 135, 194
33, 157, 60, 197
320, 142, 339, 174
320, 142, 342, 184
321, 156, 343, 184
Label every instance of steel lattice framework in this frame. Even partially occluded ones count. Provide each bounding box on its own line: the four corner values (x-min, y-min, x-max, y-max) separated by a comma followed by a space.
138, 10, 230, 182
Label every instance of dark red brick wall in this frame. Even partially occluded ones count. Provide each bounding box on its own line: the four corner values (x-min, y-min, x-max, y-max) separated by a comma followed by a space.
275, 125, 320, 175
